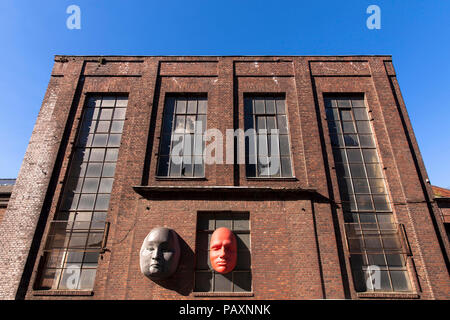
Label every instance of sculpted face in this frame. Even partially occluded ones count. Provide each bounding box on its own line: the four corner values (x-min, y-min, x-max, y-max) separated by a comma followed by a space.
140, 227, 180, 280
209, 227, 237, 274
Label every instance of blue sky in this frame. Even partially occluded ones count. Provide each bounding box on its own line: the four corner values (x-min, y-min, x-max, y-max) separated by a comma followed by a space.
0, 0, 449, 187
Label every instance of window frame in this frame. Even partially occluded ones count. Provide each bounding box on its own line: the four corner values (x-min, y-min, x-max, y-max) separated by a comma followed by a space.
194, 212, 252, 294
156, 95, 208, 179
244, 95, 294, 179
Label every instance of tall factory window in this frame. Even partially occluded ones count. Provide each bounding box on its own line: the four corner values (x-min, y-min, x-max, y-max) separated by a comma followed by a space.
157, 95, 207, 178
194, 212, 252, 293
325, 96, 412, 293
36, 95, 127, 290
244, 95, 293, 178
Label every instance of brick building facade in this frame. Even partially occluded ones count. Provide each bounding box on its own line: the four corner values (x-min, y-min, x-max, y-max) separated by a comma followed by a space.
0, 56, 449, 300
0, 179, 14, 223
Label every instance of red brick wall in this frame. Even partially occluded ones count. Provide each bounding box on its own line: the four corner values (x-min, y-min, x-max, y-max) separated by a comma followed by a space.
6, 56, 447, 300
0, 207, 6, 223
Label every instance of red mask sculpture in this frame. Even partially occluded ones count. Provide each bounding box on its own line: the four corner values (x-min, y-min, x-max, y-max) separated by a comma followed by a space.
209, 227, 237, 274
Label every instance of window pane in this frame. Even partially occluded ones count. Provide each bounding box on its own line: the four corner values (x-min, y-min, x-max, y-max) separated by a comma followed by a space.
359, 135, 375, 148
379, 270, 392, 291
363, 149, 378, 163
105, 149, 119, 162
354, 108, 369, 120
344, 134, 359, 147
337, 99, 351, 108
90, 149, 105, 162
349, 163, 366, 178
195, 272, 212, 292
356, 195, 374, 211
357, 121, 371, 134
111, 121, 124, 133
373, 195, 390, 211
336, 163, 350, 177
369, 179, 386, 194
254, 98, 265, 114
197, 115, 207, 133
275, 98, 286, 114
236, 234, 250, 250
78, 194, 96, 210
277, 115, 288, 134
101, 97, 115, 107
258, 135, 268, 157
351, 99, 365, 108
82, 178, 100, 193
333, 149, 347, 163
185, 116, 195, 133
266, 99, 276, 114
326, 108, 339, 120
281, 157, 292, 177
233, 272, 252, 292
256, 117, 266, 132
353, 179, 370, 194
187, 99, 197, 114
216, 215, 232, 229
347, 149, 363, 163
390, 271, 410, 292
113, 108, 127, 120
279, 135, 290, 156
59, 267, 81, 290
328, 121, 342, 134
175, 115, 185, 133
193, 157, 204, 177
78, 269, 97, 290
92, 134, 108, 147
342, 121, 356, 133
96, 121, 110, 133
340, 110, 352, 121
198, 99, 207, 114
98, 178, 114, 193
266, 116, 276, 131
107, 134, 121, 147
338, 178, 354, 195
214, 273, 232, 292
169, 158, 181, 176
99, 108, 113, 120
86, 163, 103, 177
176, 99, 186, 113
95, 194, 110, 210
196, 250, 210, 269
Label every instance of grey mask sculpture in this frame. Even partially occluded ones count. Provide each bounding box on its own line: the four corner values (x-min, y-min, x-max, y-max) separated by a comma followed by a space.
140, 227, 181, 280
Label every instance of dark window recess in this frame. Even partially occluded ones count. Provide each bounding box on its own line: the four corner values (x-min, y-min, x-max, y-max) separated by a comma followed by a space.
194, 212, 252, 293
325, 96, 412, 293
244, 96, 293, 178
157, 95, 207, 177
36, 95, 127, 291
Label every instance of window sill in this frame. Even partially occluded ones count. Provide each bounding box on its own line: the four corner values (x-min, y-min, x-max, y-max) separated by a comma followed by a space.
32, 290, 94, 297
357, 292, 420, 299
246, 177, 297, 181
155, 177, 207, 181
193, 292, 254, 297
